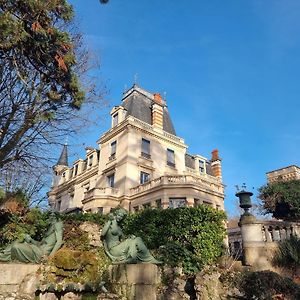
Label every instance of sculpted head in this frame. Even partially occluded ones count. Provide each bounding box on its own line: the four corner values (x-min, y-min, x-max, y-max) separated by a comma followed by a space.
113, 208, 127, 222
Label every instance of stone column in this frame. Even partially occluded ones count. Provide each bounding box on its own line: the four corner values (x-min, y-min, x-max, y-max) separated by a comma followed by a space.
239, 215, 264, 267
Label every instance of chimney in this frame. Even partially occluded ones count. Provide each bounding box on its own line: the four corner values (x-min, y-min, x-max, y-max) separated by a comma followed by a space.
210, 149, 222, 179
152, 93, 163, 129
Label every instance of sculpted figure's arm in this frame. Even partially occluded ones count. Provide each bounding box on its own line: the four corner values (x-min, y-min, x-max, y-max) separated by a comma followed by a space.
101, 220, 112, 239
24, 234, 39, 245
49, 222, 63, 256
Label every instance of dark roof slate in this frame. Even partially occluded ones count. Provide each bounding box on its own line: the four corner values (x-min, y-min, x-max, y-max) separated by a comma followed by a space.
121, 87, 176, 135
56, 144, 68, 166
206, 162, 214, 176
185, 154, 195, 169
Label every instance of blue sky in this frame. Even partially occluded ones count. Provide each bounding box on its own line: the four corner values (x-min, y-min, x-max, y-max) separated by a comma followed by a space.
67, 0, 300, 217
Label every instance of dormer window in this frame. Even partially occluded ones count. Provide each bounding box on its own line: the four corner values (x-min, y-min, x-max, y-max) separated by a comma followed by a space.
113, 113, 119, 127
199, 160, 205, 173
74, 164, 78, 176
89, 155, 93, 167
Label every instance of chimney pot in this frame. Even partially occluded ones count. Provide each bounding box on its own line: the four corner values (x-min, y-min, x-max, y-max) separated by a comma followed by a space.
153, 93, 162, 103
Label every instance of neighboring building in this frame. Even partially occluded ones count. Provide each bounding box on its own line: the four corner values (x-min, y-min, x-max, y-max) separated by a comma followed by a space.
266, 165, 300, 183
48, 84, 225, 213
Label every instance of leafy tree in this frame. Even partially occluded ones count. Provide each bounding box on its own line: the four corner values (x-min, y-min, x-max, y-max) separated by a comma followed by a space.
0, 0, 104, 170
123, 206, 226, 275
258, 180, 300, 221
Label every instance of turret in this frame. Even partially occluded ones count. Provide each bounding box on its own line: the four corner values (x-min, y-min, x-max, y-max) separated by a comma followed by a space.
52, 144, 69, 187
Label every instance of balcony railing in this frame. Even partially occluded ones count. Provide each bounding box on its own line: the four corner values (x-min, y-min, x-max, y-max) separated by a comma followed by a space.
84, 187, 120, 201
130, 174, 223, 196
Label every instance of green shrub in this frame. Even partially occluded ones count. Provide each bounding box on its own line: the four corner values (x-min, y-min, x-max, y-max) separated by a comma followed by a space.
122, 205, 226, 275
0, 208, 50, 248
273, 236, 300, 272
240, 271, 300, 299
0, 209, 106, 250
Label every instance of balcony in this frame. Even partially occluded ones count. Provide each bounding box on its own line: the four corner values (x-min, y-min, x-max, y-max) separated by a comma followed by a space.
83, 187, 120, 202
130, 174, 223, 196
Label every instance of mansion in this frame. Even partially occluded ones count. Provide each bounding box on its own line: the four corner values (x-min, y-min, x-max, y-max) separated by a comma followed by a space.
48, 84, 225, 213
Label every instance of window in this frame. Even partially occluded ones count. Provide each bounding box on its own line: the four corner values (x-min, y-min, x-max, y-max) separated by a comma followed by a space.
98, 207, 104, 214
107, 173, 115, 188
169, 198, 186, 209
74, 164, 78, 176
156, 199, 162, 209
110, 141, 117, 160
203, 201, 212, 206
89, 155, 93, 167
113, 113, 118, 126
133, 206, 139, 212
167, 149, 175, 167
143, 203, 151, 209
141, 138, 150, 158
194, 199, 200, 207
199, 160, 205, 173
57, 199, 62, 211
140, 171, 150, 184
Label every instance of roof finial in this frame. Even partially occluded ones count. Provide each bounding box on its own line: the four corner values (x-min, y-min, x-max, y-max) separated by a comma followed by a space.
163, 91, 167, 100
134, 73, 138, 85
64, 136, 68, 145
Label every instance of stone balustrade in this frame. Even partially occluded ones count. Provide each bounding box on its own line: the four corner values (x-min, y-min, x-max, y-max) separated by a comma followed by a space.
84, 187, 120, 201
260, 220, 300, 243
239, 216, 300, 270
130, 174, 223, 196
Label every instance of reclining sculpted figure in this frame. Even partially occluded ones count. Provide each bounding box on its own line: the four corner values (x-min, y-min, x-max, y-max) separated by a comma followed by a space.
0, 213, 63, 263
101, 208, 161, 264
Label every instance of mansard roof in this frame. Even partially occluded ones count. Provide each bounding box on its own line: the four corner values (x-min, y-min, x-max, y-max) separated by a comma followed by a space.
121, 84, 176, 135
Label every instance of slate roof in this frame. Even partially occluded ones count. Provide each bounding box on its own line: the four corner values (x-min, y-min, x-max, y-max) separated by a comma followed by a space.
185, 154, 195, 169
56, 144, 68, 166
206, 162, 214, 176
121, 85, 176, 135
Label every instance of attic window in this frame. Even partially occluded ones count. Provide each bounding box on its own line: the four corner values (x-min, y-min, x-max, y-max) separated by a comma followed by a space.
113, 113, 118, 126
199, 160, 205, 173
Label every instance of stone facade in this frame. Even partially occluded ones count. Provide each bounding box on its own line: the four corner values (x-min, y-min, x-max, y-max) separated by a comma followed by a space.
267, 165, 300, 183
48, 84, 225, 213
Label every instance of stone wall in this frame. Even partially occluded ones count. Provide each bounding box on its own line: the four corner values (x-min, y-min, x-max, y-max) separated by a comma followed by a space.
0, 263, 40, 299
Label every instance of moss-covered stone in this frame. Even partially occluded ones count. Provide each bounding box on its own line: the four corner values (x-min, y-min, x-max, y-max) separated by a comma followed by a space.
40, 247, 110, 289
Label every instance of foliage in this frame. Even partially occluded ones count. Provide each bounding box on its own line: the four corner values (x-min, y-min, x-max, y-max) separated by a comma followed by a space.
273, 236, 300, 272
0, 0, 105, 200
0, 188, 30, 208
0, 209, 107, 250
62, 212, 107, 226
258, 180, 300, 221
122, 205, 226, 275
0, 208, 50, 249
240, 271, 300, 300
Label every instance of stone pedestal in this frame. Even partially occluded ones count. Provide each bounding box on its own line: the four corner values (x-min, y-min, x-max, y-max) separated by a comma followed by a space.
0, 263, 40, 293
108, 264, 159, 300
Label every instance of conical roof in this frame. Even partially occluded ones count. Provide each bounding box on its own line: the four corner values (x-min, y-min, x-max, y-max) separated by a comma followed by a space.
56, 144, 68, 166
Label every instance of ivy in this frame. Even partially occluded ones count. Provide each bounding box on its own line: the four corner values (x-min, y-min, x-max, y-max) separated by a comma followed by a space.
122, 205, 226, 275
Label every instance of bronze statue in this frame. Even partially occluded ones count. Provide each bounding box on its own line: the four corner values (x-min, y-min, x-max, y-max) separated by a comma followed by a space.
101, 208, 161, 264
0, 213, 63, 263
